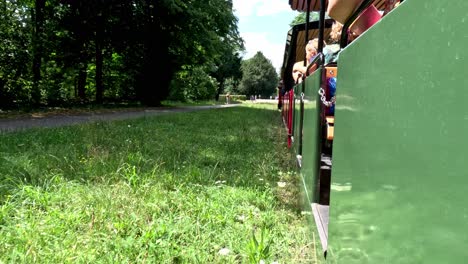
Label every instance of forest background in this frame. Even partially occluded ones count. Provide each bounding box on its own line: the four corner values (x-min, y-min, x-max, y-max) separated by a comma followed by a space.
1, 0, 283, 110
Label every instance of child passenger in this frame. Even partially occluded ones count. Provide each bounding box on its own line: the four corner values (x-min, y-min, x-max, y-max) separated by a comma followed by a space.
292, 38, 320, 83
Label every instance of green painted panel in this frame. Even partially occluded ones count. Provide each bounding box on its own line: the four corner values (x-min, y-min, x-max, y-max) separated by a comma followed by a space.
293, 84, 302, 154
301, 68, 322, 205
328, 1, 468, 263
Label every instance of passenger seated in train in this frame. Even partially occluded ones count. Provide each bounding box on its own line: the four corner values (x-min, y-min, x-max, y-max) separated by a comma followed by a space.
327, 0, 382, 39
323, 21, 343, 65
292, 38, 319, 83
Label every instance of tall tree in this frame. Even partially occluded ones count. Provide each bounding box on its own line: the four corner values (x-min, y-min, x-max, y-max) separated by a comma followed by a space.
135, 1, 172, 106
31, 0, 45, 105
137, 0, 243, 106
238, 52, 278, 97
58, 0, 96, 102
59, 0, 118, 103
94, 6, 104, 103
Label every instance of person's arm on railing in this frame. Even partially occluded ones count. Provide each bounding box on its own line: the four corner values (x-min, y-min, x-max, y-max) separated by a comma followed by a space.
306, 53, 323, 76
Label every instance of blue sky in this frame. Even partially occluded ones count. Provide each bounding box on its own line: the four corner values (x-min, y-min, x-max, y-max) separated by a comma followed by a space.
232, 0, 299, 73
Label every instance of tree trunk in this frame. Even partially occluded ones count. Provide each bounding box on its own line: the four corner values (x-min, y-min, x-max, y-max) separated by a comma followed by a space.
95, 15, 104, 104
215, 80, 224, 101
31, 0, 45, 105
0, 78, 8, 107
77, 62, 88, 101
135, 2, 174, 106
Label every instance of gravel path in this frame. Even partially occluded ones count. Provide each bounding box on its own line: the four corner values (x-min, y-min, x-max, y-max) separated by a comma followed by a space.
0, 104, 238, 133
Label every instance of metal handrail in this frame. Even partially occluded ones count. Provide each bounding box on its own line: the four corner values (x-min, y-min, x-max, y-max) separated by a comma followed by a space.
318, 0, 326, 53
303, 0, 310, 67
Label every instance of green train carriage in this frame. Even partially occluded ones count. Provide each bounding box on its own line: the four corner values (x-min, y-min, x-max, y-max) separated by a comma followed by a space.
280, 0, 468, 262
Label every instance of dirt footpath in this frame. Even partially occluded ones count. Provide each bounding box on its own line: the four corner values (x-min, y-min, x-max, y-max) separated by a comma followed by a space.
0, 104, 238, 133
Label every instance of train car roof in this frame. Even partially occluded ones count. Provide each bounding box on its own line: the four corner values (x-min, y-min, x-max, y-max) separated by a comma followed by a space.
288, 0, 388, 12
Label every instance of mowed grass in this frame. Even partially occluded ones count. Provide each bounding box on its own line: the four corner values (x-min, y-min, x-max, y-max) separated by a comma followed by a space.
0, 104, 315, 263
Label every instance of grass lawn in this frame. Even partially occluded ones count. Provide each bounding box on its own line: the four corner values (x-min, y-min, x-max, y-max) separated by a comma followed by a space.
0, 103, 317, 263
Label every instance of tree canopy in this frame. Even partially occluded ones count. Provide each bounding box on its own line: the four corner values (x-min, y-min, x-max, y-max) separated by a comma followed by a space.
0, 0, 245, 108
290, 11, 328, 26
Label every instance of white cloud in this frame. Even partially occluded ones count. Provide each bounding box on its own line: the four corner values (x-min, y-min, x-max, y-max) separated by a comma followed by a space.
233, 0, 290, 18
256, 0, 291, 16
233, 0, 259, 17
241, 32, 285, 73
233, 0, 295, 73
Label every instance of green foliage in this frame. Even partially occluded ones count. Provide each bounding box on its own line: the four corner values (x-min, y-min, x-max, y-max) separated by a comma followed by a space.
42, 59, 75, 105
238, 52, 279, 97
223, 77, 240, 94
0, 0, 33, 107
169, 66, 219, 101
211, 51, 244, 99
0, 0, 244, 108
136, 0, 244, 105
247, 226, 273, 263
103, 52, 137, 101
290, 11, 325, 26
